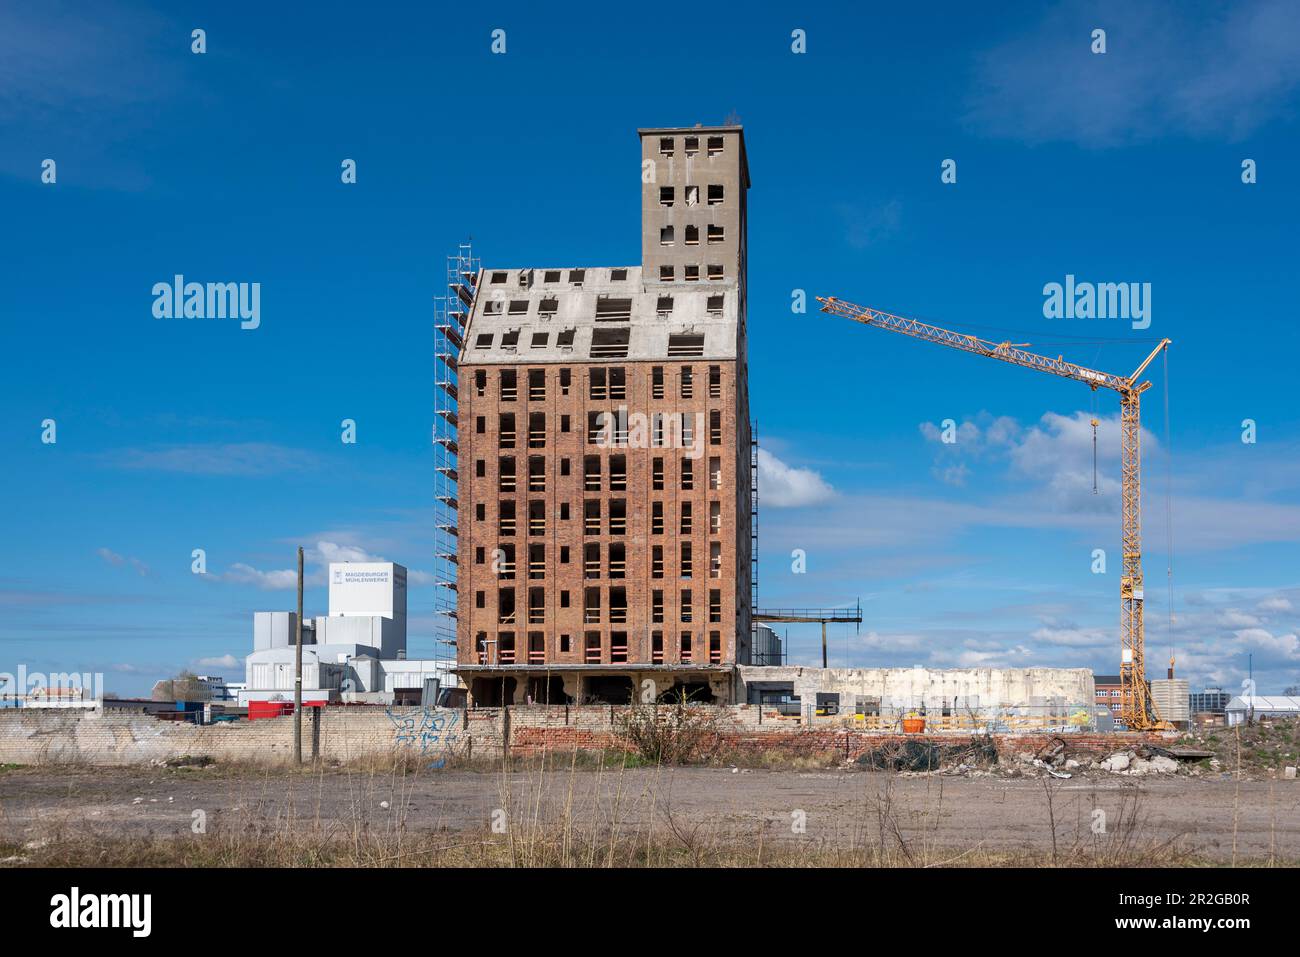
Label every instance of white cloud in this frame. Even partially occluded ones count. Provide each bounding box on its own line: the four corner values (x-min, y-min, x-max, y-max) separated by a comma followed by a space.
1258, 596, 1293, 613
949, 645, 1036, 668
1216, 609, 1261, 629
110, 662, 156, 675
920, 415, 1018, 453
195, 654, 240, 669
96, 547, 149, 576
1009, 411, 1153, 513
1030, 622, 1112, 649
1231, 627, 1300, 662
218, 563, 299, 591
312, 541, 384, 564
921, 414, 1020, 486
757, 449, 834, 507
857, 630, 925, 654
921, 410, 1160, 514
215, 540, 437, 591
934, 463, 970, 487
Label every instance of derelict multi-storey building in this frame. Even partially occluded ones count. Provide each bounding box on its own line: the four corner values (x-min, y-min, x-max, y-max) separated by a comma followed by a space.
453, 126, 755, 706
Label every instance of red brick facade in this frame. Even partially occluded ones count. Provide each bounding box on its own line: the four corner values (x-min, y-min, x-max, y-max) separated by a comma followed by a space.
456, 359, 747, 695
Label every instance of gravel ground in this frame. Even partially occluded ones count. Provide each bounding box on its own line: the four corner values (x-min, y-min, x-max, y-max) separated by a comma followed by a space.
2, 764, 1297, 863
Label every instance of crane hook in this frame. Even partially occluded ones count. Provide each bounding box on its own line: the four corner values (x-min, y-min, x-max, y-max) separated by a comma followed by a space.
1090, 417, 1099, 494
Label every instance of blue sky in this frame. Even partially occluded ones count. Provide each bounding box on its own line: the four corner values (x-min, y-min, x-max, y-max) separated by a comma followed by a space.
3, 1, 1299, 696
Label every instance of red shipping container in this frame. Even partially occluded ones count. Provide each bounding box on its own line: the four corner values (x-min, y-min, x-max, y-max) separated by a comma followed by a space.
247, 701, 294, 721
247, 700, 327, 720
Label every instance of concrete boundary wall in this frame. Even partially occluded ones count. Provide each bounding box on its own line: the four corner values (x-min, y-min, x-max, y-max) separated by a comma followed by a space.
0, 705, 1155, 767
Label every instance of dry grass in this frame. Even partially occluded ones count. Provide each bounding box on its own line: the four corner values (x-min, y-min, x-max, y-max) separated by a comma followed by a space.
1184, 717, 1300, 778
0, 749, 1275, 869
1, 834, 1232, 868
615, 701, 722, 765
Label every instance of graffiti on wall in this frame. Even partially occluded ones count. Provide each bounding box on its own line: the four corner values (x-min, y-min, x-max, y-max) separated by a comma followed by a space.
385, 706, 461, 768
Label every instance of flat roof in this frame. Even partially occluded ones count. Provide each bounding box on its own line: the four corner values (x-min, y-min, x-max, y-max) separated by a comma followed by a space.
1226, 695, 1300, 710
459, 265, 741, 365
637, 125, 744, 134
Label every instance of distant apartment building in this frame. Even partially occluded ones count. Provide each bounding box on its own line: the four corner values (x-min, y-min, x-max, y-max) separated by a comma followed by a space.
1094, 674, 1123, 716
454, 126, 755, 706
1095, 672, 1172, 724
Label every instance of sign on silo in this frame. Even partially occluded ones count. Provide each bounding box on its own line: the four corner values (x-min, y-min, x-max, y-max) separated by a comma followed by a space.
327, 562, 407, 621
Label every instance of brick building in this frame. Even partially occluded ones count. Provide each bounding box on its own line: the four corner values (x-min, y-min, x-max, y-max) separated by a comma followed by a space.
1094, 674, 1122, 716
453, 126, 755, 706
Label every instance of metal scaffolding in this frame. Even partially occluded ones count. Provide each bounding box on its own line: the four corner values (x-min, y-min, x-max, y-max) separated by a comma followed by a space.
750, 424, 759, 661
433, 242, 479, 673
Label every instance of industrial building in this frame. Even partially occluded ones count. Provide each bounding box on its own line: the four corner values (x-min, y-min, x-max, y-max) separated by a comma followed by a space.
1225, 695, 1300, 726
751, 622, 784, 666
240, 561, 453, 706
450, 126, 755, 706
1189, 687, 1231, 716
738, 666, 1095, 725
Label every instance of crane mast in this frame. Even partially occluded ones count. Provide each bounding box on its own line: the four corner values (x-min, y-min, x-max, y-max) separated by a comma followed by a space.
818, 296, 1172, 731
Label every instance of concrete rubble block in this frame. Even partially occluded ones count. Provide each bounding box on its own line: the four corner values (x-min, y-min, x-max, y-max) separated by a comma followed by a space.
1100, 752, 1132, 773
1128, 755, 1178, 775
1285, 766, 1297, 780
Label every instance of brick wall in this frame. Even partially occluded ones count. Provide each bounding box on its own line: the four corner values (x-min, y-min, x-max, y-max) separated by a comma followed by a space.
0, 706, 1167, 767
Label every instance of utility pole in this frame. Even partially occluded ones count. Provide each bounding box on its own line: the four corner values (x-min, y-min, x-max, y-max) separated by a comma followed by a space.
294, 546, 303, 765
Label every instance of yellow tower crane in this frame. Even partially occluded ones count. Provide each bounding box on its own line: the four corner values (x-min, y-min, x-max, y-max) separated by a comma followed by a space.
818, 296, 1172, 731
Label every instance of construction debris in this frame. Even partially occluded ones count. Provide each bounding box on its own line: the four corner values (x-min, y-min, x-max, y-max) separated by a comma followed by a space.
1036, 736, 1068, 766
1164, 747, 1215, 759
1101, 752, 1129, 772
858, 737, 998, 772
1033, 759, 1071, 778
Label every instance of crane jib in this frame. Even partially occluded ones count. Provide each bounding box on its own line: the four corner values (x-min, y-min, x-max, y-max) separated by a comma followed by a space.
820, 297, 1136, 393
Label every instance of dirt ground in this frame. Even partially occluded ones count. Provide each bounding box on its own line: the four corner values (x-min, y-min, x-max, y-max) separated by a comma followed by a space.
2, 763, 1297, 864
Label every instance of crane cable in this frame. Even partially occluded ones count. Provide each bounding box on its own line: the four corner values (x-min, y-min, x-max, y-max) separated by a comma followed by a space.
1090, 388, 1099, 494
1088, 342, 1104, 495
1163, 348, 1176, 672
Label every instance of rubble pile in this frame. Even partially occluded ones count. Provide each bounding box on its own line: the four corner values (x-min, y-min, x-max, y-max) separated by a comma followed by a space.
851, 721, 1300, 782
